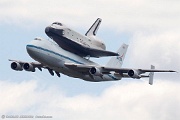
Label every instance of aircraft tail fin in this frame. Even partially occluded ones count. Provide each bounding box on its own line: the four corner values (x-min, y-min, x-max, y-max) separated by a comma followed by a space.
106, 44, 128, 68
85, 18, 102, 36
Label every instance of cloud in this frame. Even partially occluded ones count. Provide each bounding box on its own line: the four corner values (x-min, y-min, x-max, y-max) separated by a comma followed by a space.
127, 30, 180, 80
0, 0, 180, 31
0, 79, 180, 120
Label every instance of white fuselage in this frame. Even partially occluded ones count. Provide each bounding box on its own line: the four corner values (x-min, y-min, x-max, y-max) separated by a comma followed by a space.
63, 28, 105, 50
45, 23, 106, 50
26, 38, 121, 82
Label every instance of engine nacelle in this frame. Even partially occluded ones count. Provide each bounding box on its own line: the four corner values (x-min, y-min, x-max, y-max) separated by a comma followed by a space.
23, 63, 35, 72
89, 67, 102, 76
11, 62, 23, 71
128, 69, 141, 79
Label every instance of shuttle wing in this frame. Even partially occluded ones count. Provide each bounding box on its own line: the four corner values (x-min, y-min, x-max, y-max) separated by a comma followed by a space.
52, 35, 119, 57
74, 41, 119, 57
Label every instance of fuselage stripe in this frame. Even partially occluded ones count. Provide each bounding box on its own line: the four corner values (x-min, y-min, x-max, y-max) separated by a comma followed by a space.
27, 45, 83, 64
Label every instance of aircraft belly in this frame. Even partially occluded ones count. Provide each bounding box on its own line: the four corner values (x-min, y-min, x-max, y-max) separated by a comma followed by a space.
81, 74, 121, 82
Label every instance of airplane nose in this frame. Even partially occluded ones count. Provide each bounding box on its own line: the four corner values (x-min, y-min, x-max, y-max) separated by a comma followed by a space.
26, 40, 37, 56
45, 26, 56, 36
26, 44, 33, 55
26, 44, 39, 60
45, 26, 64, 37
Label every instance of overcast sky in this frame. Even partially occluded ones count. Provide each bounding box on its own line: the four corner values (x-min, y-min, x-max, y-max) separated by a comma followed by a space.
0, 0, 180, 120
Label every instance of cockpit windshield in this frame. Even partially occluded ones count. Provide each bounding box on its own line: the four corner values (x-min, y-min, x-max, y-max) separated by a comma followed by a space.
52, 22, 62, 26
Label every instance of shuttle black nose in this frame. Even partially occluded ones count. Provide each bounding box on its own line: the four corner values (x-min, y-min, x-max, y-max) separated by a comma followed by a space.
45, 26, 50, 33
45, 26, 56, 38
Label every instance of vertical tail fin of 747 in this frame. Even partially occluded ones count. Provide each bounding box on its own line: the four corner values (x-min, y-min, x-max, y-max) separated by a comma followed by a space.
106, 44, 128, 68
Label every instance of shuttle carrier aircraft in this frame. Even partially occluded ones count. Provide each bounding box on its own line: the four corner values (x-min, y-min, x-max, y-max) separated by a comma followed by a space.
9, 18, 176, 85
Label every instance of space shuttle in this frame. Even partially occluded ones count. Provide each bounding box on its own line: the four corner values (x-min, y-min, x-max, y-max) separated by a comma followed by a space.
45, 18, 119, 57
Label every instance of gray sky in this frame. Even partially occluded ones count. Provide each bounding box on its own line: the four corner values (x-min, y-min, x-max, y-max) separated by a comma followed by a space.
0, 0, 180, 120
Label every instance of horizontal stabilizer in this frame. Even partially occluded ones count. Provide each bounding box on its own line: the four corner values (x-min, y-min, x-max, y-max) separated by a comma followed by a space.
149, 65, 155, 85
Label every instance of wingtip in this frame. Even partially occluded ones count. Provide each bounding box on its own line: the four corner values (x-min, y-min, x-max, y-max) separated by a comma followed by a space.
170, 70, 177, 73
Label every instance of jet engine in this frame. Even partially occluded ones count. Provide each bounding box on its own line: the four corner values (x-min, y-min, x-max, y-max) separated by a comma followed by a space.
89, 67, 102, 76
128, 69, 141, 79
11, 62, 23, 71
23, 63, 35, 72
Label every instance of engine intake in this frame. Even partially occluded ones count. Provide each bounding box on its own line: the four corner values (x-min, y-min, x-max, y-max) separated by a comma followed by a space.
11, 62, 23, 71
89, 67, 102, 76
23, 63, 35, 72
128, 69, 141, 79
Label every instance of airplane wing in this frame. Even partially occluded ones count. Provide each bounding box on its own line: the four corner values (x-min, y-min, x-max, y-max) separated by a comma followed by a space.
9, 59, 61, 77
101, 66, 175, 73
65, 63, 176, 78
65, 63, 175, 73
9, 59, 43, 68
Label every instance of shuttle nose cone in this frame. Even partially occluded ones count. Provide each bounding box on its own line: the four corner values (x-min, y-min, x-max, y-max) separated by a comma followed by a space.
45, 26, 50, 33
45, 26, 55, 37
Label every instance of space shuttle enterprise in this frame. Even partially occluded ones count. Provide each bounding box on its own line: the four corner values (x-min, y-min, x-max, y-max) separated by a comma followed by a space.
45, 18, 119, 57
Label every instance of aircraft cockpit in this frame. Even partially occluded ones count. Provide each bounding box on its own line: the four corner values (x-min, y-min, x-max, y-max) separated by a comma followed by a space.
52, 22, 63, 26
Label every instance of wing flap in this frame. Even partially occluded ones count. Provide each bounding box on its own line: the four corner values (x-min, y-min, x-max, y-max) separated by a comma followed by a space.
64, 63, 92, 72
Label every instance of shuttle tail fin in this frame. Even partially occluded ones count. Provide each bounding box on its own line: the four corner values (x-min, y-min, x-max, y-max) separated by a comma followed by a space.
85, 18, 102, 36
106, 44, 128, 68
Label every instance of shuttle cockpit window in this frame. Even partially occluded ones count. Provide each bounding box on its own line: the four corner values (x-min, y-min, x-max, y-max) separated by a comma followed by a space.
52, 22, 62, 26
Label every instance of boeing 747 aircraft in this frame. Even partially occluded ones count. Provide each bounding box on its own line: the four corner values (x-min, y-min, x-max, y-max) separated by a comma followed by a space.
45, 18, 119, 57
9, 38, 175, 85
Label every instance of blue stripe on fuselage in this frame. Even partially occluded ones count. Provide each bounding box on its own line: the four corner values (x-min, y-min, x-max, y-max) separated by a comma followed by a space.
27, 45, 118, 80
27, 45, 83, 64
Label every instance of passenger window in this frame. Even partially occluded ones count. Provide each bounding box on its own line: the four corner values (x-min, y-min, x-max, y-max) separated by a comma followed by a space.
34, 38, 41, 41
